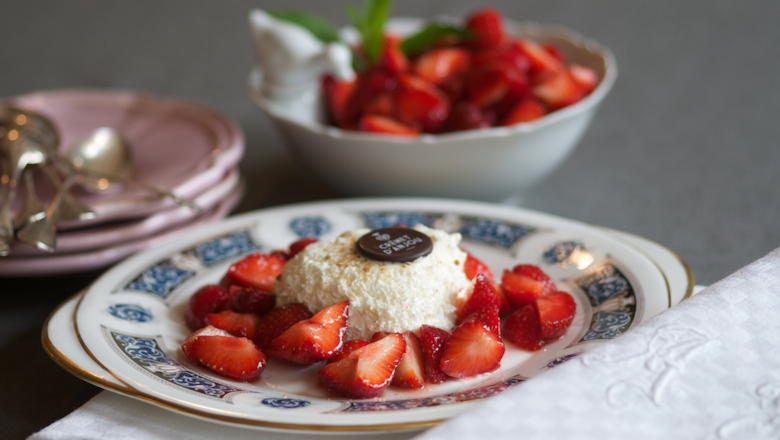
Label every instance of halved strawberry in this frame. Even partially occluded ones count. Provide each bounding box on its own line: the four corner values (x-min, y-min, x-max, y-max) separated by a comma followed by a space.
502, 98, 546, 125
205, 310, 260, 340
533, 69, 584, 110
536, 291, 576, 339
379, 35, 409, 75
514, 39, 564, 77
359, 114, 419, 137
419, 325, 451, 384
395, 74, 451, 133
185, 284, 230, 331
286, 237, 318, 260
327, 338, 371, 364
253, 303, 313, 355
502, 304, 543, 351
444, 101, 491, 132
364, 92, 396, 117
227, 285, 275, 316
456, 274, 501, 334
182, 333, 267, 381
500, 264, 557, 307
466, 8, 505, 47
322, 74, 358, 128
346, 68, 397, 123
224, 252, 286, 292
412, 47, 471, 86
318, 333, 406, 398
463, 252, 494, 282
272, 301, 349, 364
465, 66, 510, 108
569, 64, 598, 94
439, 321, 505, 379
372, 331, 425, 388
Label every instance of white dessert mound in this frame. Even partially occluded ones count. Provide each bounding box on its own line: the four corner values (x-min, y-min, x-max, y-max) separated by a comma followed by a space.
273, 225, 472, 341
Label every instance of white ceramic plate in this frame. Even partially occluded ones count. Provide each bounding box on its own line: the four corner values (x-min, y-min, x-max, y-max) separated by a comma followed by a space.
5, 89, 244, 228
73, 198, 680, 433
0, 178, 243, 277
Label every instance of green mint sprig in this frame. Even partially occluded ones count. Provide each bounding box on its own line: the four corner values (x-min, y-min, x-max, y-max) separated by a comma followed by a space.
345, 0, 391, 64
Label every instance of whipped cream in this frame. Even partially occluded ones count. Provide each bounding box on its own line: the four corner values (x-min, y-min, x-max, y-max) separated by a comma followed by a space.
274, 225, 472, 340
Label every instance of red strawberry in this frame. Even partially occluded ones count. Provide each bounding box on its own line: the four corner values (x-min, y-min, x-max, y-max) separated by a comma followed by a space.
372, 331, 425, 388
536, 291, 576, 339
501, 264, 557, 307
272, 301, 349, 364
412, 47, 471, 86
569, 64, 599, 94
463, 252, 494, 282
182, 333, 267, 381
364, 92, 396, 117
327, 338, 371, 364
318, 333, 406, 398
253, 303, 313, 355
456, 273, 501, 334
185, 284, 230, 331
503, 304, 543, 351
395, 74, 451, 133
502, 98, 546, 125
287, 237, 318, 260
466, 66, 510, 108
224, 252, 286, 292
533, 69, 584, 110
359, 114, 419, 137
439, 321, 505, 379
322, 74, 357, 128
227, 285, 275, 316
346, 68, 397, 123
206, 310, 261, 340
466, 8, 505, 47
444, 101, 492, 132
515, 39, 564, 77
379, 35, 409, 75
419, 324, 451, 384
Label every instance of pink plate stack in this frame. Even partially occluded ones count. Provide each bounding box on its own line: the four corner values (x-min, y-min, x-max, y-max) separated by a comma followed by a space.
0, 89, 245, 276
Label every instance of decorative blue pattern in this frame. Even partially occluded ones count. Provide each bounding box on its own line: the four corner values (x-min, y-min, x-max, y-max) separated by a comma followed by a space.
108, 304, 153, 323
543, 241, 585, 264
574, 263, 638, 342
546, 353, 581, 369
109, 331, 244, 399
126, 263, 195, 298
340, 376, 526, 412
261, 398, 311, 409
289, 216, 331, 238
193, 230, 259, 267
458, 217, 533, 249
361, 212, 435, 230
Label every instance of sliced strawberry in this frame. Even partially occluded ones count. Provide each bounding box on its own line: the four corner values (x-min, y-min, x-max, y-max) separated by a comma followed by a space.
466, 8, 505, 47
327, 338, 371, 364
364, 91, 396, 117
501, 264, 557, 307
463, 252, 494, 282
542, 43, 565, 64
253, 303, 313, 355
439, 321, 505, 379
318, 333, 406, 398
536, 291, 576, 339
502, 304, 543, 351
205, 310, 260, 340
502, 98, 546, 125
185, 284, 230, 331
444, 101, 491, 132
456, 273, 501, 334
419, 324, 451, 384
359, 114, 419, 137
322, 74, 358, 128
182, 325, 236, 363
515, 39, 564, 77
272, 301, 349, 364
346, 68, 397, 123
494, 285, 515, 318
412, 47, 470, 86
569, 64, 599, 94
227, 285, 275, 316
182, 333, 267, 381
224, 252, 286, 292
372, 331, 425, 388
287, 237, 318, 260
395, 74, 451, 133
379, 35, 409, 75
465, 66, 510, 109
533, 69, 584, 110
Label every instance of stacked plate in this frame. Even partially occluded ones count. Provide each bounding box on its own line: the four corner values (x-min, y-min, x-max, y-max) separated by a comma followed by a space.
43, 198, 694, 434
0, 89, 245, 276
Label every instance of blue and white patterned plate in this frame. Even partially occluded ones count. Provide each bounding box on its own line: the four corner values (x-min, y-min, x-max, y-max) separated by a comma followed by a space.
73, 198, 681, 433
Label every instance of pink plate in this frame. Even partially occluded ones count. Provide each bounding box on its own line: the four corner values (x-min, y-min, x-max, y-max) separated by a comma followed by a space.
5, 89, 244, 228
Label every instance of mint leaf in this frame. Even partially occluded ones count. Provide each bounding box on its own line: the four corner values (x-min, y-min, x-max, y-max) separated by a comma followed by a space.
268, 10, 341, 43
400, 23, 471, 56
346, 0, 391, 63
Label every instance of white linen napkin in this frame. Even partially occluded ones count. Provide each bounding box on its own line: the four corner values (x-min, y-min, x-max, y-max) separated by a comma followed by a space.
412, 248, 780, 440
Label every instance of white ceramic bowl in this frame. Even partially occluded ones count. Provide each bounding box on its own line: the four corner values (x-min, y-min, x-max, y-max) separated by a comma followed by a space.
248, 18, 617, 202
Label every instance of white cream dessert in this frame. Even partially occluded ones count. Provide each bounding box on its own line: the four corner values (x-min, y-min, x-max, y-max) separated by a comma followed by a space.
274, 225, 472, 340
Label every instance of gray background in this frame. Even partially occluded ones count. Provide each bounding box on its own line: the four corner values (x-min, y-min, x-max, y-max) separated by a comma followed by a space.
2, 1, 779, 438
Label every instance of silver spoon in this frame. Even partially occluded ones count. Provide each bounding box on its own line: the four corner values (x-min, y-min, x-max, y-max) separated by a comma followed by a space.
16, 173, 83, 252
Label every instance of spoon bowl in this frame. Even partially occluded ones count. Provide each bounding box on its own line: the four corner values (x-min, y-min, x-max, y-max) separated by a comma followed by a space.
64, 127, 133, 192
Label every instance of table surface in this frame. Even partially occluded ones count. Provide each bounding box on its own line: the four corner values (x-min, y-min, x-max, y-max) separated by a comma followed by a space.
2, 1, 779, 438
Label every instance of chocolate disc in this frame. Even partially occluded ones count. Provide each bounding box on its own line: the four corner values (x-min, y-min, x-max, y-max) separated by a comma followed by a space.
356, 228, 433, 263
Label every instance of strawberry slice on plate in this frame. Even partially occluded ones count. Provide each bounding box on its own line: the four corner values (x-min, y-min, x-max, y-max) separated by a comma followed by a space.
500, 264, 557, 307
372, 331, 426, 388
227, 285, 275, 316
439, 321, 505, 379
286, 237, 318, 260
536, 291, 577, 339
253, 303, 313, 355
272, 301, 349, 364
503, 304, 543, 351
456, 273, 502, 334
463, 252, 494, 282
419, 324, 451, 384
224, 252, 286, 292
318, 333, 406, 398
327, 339, 371, 364
205, 310, 260, 340
185, 284, 230, 331
182, 326, 267, 381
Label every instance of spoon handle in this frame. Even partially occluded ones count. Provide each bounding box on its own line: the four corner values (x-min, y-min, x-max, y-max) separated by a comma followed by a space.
125, 180, 203, 213
16, 174, 82, 252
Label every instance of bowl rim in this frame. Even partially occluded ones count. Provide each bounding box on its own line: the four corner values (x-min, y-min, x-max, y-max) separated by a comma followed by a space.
248, 18, 617, 145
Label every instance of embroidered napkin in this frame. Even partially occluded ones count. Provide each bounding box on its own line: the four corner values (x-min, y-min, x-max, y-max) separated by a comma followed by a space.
412, 248, 780, 440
